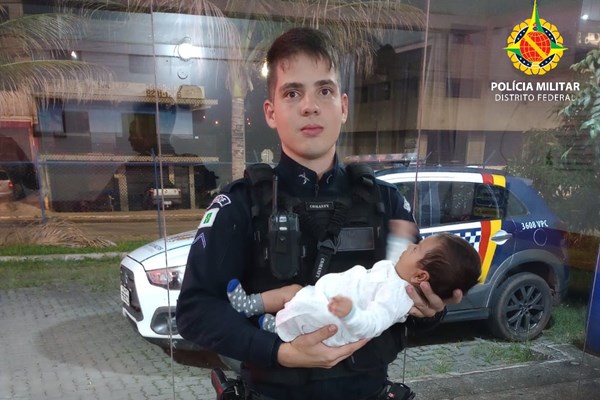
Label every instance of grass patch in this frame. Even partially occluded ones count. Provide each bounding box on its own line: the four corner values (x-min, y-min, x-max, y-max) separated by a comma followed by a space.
430, 347, 453, 374
533, 269, 590, 347
0, 257, 121, 292
471, 340, 538, 364
545, 301, 587, 346
431, 359, 451, 374
543, 269, 592, 346
0, 240, 148, 256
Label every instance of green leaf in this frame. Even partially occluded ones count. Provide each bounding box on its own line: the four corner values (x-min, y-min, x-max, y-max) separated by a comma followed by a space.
586, 53, 594, 66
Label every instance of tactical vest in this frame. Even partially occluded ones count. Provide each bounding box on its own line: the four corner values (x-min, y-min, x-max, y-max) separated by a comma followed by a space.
242, 162, 388, 294
238, 164, 406, 383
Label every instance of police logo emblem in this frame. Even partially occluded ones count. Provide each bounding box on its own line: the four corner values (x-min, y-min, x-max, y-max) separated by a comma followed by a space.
504, 0, 566, 75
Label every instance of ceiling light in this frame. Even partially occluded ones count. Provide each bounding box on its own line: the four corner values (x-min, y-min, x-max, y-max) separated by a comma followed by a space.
177, 37, 195, 61
261, 61, 268, 78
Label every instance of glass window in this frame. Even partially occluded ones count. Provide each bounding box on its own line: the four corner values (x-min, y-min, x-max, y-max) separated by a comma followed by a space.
438, 182, 506, 224
506, 190, 528, 217
1, 1, 598, 398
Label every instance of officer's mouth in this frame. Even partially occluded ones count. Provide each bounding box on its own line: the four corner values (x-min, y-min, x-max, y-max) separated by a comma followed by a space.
301, 124, 324, 136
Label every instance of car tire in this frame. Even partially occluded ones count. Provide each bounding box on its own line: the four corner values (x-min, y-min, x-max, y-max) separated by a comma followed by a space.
488, 272, 552, 341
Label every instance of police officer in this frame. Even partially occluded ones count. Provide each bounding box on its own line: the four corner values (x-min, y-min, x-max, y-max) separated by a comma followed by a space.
176, 27, 462, 400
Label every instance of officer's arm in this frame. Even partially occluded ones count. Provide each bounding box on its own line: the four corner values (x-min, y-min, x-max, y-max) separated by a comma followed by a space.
277, 325, 369, 368
175, 191, 280, 368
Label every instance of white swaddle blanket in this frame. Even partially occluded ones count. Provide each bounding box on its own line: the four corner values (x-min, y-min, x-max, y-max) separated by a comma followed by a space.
275, 260, 413, 346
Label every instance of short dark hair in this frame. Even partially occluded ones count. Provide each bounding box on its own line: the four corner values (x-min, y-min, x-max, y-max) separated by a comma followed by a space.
418, 233, 481, 300
265, 27, 340, 99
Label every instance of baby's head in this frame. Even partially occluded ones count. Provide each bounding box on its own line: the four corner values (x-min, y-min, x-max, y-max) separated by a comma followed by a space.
397, 233, 481, 300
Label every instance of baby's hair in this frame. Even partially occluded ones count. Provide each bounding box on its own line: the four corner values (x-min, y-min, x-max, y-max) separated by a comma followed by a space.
418, 233, 481, 300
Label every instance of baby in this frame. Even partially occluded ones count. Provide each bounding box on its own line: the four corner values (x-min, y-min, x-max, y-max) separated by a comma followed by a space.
227, 230, 481, 346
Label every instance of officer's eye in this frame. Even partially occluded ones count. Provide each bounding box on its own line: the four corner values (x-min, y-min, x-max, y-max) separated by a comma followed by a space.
285, 90, 300, 99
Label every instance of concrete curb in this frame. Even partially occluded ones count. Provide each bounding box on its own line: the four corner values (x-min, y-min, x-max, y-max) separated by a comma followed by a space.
0, 252, 127, 262
0, 210, 203, 224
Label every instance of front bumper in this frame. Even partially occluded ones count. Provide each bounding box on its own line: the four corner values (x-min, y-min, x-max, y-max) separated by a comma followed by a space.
119, 256, 185, 343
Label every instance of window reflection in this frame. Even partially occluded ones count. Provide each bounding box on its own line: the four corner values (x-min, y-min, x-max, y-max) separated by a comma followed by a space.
0, 1, 599, 399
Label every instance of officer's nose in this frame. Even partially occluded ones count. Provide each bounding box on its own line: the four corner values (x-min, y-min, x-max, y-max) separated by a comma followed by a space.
301, 94, 320, 115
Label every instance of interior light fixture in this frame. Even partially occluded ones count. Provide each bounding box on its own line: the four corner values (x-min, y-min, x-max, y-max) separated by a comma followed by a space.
261, 60, 268, 78
581, 14, 589, 20
177, 37, 195, 61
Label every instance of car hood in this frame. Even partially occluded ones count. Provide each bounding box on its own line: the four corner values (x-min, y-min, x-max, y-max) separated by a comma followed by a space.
126, 230, 196, 268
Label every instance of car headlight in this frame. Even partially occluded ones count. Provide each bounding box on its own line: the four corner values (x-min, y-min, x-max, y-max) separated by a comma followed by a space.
146, 266, 186, 290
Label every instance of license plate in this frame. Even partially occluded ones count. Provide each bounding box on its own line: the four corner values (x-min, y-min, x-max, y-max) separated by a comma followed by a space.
163, 200, 172, 206
120, 285, 130, 306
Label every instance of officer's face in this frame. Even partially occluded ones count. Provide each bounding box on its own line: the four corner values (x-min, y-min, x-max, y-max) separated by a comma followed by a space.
263, 53, 348, 171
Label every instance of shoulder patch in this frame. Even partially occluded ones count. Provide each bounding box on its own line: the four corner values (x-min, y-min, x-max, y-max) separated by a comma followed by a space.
208, 194, 232, 208
199, 208, 219, 229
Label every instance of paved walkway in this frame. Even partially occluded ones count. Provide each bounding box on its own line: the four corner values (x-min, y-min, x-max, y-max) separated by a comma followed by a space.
2, 285, 600, 399
1, 287, 212, 400
2, 213, 600, 398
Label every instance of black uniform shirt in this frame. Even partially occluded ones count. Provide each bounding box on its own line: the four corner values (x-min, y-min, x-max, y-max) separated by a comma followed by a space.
176, 152, 415, 369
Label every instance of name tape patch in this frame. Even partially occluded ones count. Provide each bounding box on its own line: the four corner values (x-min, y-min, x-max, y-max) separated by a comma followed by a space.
305, 201, 334, 211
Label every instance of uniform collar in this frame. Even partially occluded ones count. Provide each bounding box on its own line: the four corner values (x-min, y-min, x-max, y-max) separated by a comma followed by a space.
274, 151, 345, 196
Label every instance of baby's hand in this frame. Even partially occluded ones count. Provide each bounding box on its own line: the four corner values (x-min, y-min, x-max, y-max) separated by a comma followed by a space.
328, 295, 353, 318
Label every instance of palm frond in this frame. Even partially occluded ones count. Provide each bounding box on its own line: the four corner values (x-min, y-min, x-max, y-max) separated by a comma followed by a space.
3, 219, 116, 248
300, 0, 424, 28
292, 0, 425, 75
0, 90, 35, 117
0, 60, 113, 93
0, 2, 119, 113
0, 13, 86, 57
64, 0, 242, 50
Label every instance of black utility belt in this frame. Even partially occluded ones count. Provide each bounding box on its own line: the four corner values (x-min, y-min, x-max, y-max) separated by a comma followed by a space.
243, 324, 404, 385
241, 363, 385, 386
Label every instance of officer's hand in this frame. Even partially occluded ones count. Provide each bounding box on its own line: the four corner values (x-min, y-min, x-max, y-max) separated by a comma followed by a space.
406, 282, 463, 318
277, 324, 368, 368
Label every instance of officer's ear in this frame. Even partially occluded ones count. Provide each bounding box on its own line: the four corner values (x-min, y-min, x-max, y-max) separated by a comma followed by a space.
341, 93, 348, 123
264, 99, 277, 129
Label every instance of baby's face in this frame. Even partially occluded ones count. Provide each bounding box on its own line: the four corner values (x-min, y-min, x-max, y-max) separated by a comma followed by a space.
395, 236, 439, 283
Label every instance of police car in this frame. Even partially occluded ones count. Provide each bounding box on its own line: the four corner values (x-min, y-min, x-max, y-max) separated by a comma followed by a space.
377, 166, 569, 341
119, 166, 569, 348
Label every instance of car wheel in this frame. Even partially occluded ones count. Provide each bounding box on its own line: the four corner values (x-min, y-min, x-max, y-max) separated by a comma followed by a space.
488, 272, 552, 341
